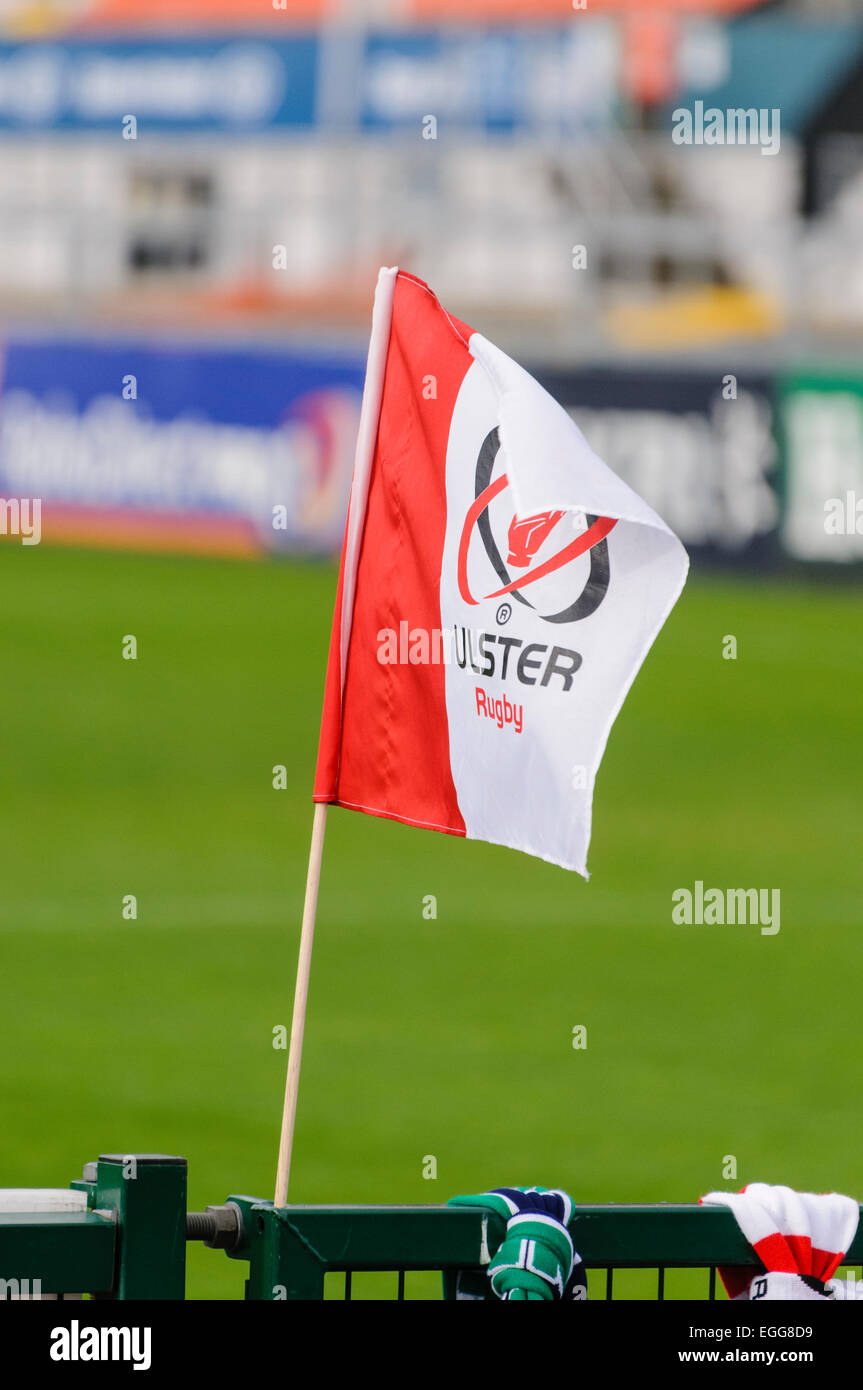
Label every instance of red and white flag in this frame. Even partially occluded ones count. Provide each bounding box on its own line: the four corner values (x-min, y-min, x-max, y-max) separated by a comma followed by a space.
314, 269, 688, 876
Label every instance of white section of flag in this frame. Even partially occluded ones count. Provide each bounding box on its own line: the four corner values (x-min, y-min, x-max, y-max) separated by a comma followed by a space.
440, 342, 689, 876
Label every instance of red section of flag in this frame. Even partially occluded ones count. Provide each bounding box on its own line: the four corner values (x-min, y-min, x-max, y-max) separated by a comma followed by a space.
313, 272, 474, 836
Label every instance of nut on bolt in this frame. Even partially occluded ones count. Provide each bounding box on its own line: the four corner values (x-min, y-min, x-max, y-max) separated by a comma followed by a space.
186, 1202, 243, 1251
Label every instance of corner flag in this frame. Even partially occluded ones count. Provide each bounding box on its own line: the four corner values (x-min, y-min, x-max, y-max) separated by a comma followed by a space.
276, 268, 690, 1204
313, 268, 688, 877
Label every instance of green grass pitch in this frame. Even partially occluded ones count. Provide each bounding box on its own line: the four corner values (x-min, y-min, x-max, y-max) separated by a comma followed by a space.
0, 544, 861, 1299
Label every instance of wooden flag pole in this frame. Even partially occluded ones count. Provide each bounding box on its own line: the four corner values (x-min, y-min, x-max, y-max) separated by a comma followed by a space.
274, 801, 328, 1208
272, 269, 397, 1209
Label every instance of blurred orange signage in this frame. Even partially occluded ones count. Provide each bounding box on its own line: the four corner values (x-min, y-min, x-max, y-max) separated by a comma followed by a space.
2, 0, 770, 36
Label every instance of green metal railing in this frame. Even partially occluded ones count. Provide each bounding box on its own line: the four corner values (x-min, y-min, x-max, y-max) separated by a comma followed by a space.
1, 1155, 861, 1300
222, 1198, 863, 1301
0, 1155, 187, 1299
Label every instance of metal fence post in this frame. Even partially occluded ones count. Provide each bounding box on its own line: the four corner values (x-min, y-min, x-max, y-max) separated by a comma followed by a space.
92, 1154, 187, 1300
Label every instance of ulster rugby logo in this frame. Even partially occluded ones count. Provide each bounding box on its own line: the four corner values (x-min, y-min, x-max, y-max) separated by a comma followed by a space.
457, 427, 617, 624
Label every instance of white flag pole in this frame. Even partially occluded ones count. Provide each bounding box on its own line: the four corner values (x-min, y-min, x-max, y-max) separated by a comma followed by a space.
274, 268, 398, 1208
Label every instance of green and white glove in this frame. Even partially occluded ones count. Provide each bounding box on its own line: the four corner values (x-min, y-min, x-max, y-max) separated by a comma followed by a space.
448, 1187, 585, 1301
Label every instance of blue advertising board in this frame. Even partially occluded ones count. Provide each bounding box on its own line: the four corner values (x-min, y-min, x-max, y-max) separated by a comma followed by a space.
0, 337, 364, 555
0, 29, 617, 133
0, 39, 318, 130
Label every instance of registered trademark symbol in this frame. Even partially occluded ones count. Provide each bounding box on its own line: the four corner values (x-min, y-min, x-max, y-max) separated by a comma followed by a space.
496, 603, 512, 625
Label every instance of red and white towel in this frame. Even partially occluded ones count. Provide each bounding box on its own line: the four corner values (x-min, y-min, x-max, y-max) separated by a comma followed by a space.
701, 1183, 859, 1300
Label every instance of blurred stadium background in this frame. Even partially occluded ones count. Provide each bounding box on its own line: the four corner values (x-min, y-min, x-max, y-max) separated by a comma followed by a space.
0, 0, 862, 1299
